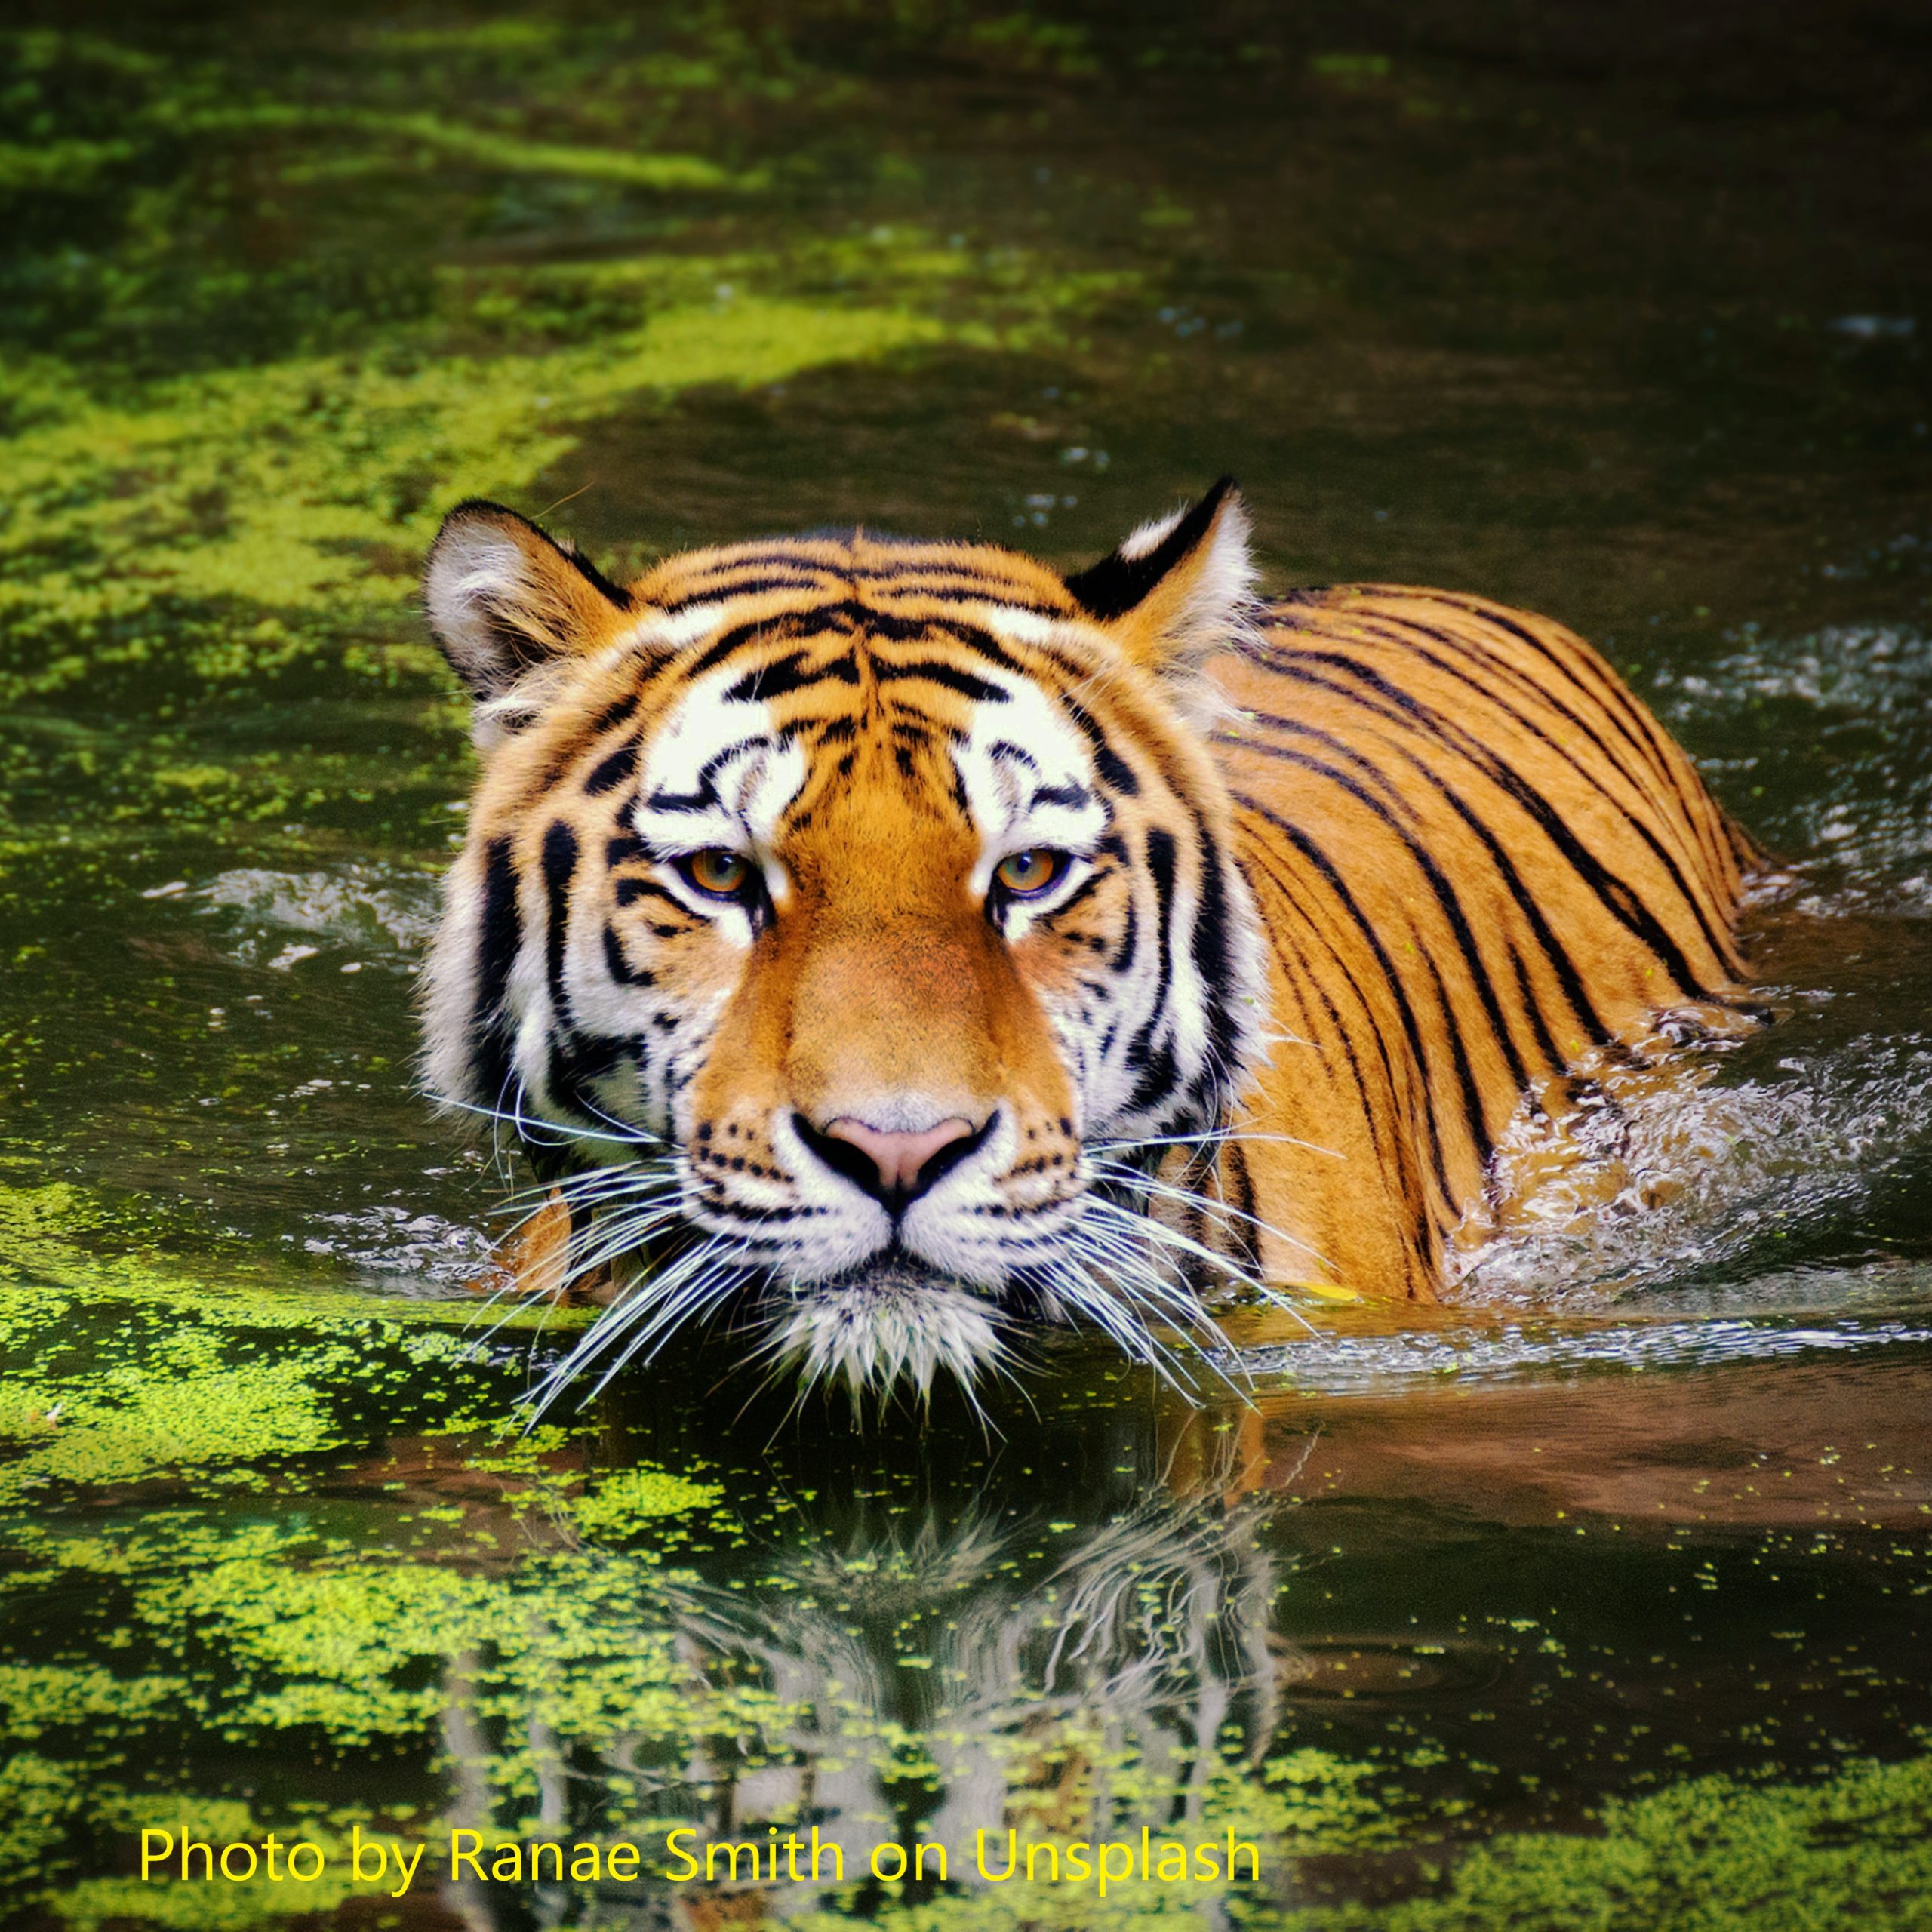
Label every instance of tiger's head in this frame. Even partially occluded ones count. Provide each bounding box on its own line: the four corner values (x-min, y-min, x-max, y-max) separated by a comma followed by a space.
420, 481, 1268, 1401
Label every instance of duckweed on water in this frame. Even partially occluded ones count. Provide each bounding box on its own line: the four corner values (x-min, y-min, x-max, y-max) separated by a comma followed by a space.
1, 297, 952, 709
1281, 1752, 1932, 1932
573, 1465, 727, 1539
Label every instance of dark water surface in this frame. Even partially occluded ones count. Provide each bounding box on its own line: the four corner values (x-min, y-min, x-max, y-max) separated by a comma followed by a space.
2, 3, 1929, 1926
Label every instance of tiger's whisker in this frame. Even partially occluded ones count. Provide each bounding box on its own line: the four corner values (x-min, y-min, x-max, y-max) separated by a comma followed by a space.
523, 1235, 737, 1420
1036, 1244, 1217, 1398
429, 1090, 666, 1152
1094, 1128, 1346, 1162
1089, 1153, 1337, 1275
1081, 1192, 1284, 1317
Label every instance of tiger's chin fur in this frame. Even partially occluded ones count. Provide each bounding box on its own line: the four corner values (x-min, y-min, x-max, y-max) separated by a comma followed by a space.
763, 1257, 1006, 1404
419, 479, 1761, 1409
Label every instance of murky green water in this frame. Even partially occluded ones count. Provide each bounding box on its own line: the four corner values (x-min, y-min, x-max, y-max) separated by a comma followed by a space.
2, 4, 1929, 1927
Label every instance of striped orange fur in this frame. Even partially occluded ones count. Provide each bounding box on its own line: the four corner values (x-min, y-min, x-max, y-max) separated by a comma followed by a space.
419, 481, 1758, 1398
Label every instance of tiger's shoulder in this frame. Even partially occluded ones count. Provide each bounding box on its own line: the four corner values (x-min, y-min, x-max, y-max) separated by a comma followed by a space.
1197, 580, 1761, 1304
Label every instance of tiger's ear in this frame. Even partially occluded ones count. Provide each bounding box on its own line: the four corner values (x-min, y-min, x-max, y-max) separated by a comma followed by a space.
1063, 477, 1257, 679
423, 500, 635, 704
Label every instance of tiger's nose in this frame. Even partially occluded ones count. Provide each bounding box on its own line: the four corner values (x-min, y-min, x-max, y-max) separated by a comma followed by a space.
803, 1113, 981, 1210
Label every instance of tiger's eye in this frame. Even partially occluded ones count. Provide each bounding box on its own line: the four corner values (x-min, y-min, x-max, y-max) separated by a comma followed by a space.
681, 849, 751, 898
995, 849, 1066, 897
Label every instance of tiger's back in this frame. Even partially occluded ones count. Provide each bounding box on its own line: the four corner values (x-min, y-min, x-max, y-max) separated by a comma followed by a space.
1205, 585, 1758, 1301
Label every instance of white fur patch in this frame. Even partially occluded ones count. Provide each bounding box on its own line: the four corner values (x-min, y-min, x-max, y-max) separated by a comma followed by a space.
632, 666, 807, 910
623, 601, 733, 652
1116, 503, 1189, 562
983, 604, 1055, 643
766, 1264, 1004, 1401
423, 523, 534, 696
1142, 492, 1258, 661
952, 675, 1107, 913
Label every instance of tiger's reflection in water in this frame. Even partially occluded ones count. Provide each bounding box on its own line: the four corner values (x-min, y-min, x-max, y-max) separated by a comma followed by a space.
436, 1395, 1303, 1930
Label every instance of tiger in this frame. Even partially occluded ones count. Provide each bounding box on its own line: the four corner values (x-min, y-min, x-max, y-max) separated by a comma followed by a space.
418, 478, 1760, 1401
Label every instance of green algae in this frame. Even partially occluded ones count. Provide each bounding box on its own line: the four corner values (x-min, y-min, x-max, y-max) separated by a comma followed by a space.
0, 1666, 186, 1740
0, 296, 949, 709
0, 1174, 611, 1550
572, 1465, 725, 1539
1263, 1750, 1932, 1932
0, 1355, 337, 1500
147, 106, 761, 195
11, 1503, 786, 1801
0, 8, 1159, 746
0, 1755, 86, 1893
51, 1873, 364, 1932
49, 1810, 420, 1932
0, 1177, 589, 1334
769, 1752, 1932, 1932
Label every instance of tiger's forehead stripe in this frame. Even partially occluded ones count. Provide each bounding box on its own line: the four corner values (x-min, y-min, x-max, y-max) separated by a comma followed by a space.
651, 562, 1075, 619
623, 576, 1124, 766
632, 531, 1081, 620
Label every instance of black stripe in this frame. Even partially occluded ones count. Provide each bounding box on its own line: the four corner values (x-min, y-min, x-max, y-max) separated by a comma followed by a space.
1225, 1140, 1260, 1273
1506, 940, 1567, 1072
1045, 869, 1107, 923
872, 657, 1008, 702
1109, 894, 1139, 974
584, 738, 638, 796
549, 1032, 626, 1094
1030, 780, 1091, 809
1256, 645, 1721, 1001
657, 573, 835, 612
678, 599, 1042, 683
1445, 593, 1747, 911
1229, 730, 1531, 1091
682, 610, 841, 678
1265, 885, 1397, 1171
1123, 828, 1180, 1113
1451, 597, 1684, 795
470, 835, 521, 1106
724, 650, 860, 701
1366, 608, 1683, 842
541, 820, 579, 1029
645, 734, 769, 814
584, 690, 640, 737
1339, 614, 1741, 971
601, 924, 654, 987
660, 550, 1069, 609
1235, 798, 1462, 1209
913, 617, 1034, 675
1063, 696, 1140, 796
1241, 841, 1435, 1265
1189, 823, 1243, 1094
1408, 931, 1497, 1168
614, 876, 687, 912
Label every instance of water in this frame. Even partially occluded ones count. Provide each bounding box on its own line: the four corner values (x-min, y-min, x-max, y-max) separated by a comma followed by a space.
1, 3, 1928, 1926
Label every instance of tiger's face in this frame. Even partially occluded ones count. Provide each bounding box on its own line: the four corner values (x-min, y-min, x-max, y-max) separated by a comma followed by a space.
420, 483, 1266, 1397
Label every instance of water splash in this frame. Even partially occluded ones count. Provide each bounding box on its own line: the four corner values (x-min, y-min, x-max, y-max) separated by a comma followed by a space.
1661, 622, 1932, 915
